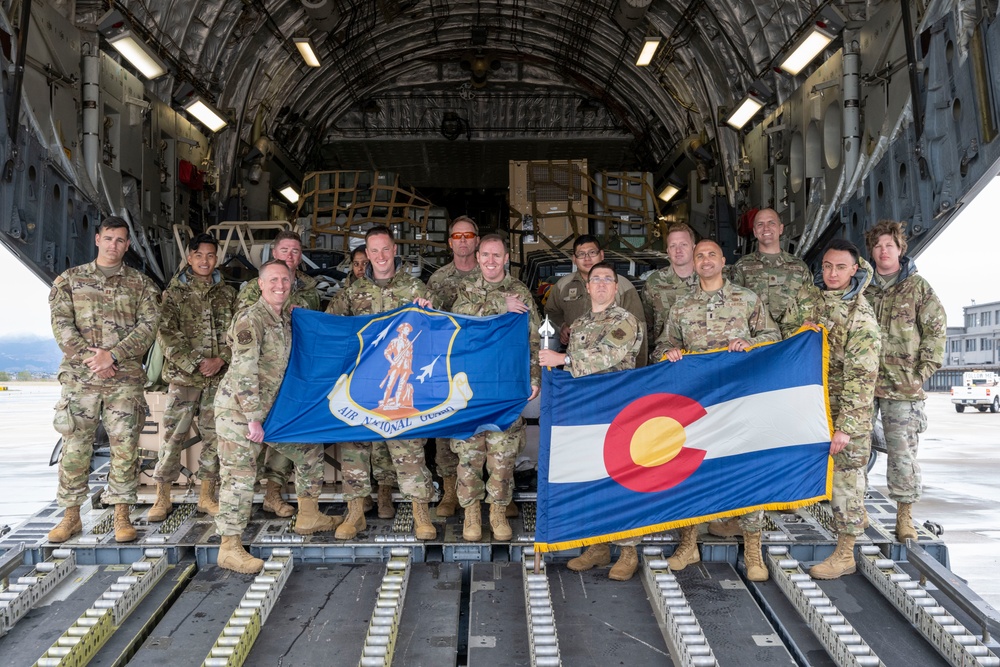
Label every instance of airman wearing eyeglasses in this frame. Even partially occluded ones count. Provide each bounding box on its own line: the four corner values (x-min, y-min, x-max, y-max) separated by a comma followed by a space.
543, 235, 647, 366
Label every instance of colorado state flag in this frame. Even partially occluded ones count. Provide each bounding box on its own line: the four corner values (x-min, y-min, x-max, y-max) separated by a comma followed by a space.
535, 328, 832, 551
264, 305, 531, 442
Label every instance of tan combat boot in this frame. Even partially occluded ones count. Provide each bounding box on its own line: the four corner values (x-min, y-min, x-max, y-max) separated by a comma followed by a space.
505, 501, 519, 519
567, 543, 611, 571
48, 506, 82, 543
217, 535, 264, 574
667, 525, 701, 571
489, 503, 512, 541
377, 484, 396, 519
809, 534, 857, 579
707, 517, 742, 538
862, 508, 870, 530
335, 497, 367, 540
294, 496, 341, 535
896, 502, 918, 541
114, 504, 137, 543
609, 546, 639, 581
412, 501, 437, 540
463, 502, 482, 541
147, 482, 172, 522
262, 480, 294, 517
743, 530, 768, 582
435, 476, 458, 517
197, 480, 219, 516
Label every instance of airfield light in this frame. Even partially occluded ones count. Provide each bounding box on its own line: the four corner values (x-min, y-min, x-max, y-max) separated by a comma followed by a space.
636, 36, 661, 67
279, 185, 300, 204
107, 30, 168, 80
293, 37, 321, 68
779, 24, 835, 76
183, 96, 229, 132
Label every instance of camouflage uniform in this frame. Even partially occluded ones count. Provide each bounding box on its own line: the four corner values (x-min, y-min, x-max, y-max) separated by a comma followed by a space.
731, 250, 813, 337
655, 279, 780, 532
545, 272, 648, 366
864, 257, 946, 503
641, 266, 698, 344
214, 298, 327, 536
49, 261, 161, 507
565, 305, 643, 546
236, 269, 320, 488
153, 268, 236, 484
325, 260, 435, 503
425, 262, 480, 479
785, 260, 881, 536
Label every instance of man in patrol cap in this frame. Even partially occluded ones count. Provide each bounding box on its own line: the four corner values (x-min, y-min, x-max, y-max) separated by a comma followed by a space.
426, 216, 480, 518
452, 234, 541, 542
654, 240, 779, 582
148, 233, 236, 522
234, 230, 322, 519
215, 259, 339, 574
325, 225, 438, 541
48, 216, 161, 544
539, 261, 644, 580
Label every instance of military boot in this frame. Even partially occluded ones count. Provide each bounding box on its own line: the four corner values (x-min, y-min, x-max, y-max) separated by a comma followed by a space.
809, 534, 856, 579
197, 480, 219, 516
262, 480, 294, 517
48, 506, 82, 543
667, 525, 701, 571
505, 501, 519, 519
707, 517, 742, 538
435, 476, 458, 517
412, 502, 436, 540
896, 502, 918, 541
294, 497, 341, 535
377, 484, 396, 519
463, 502, 482, 541
147, 482, 172, 522
609, 546, 639, 581
217, 535, 264, 574
862, 508, 870, 530
567, 544, 611, 572
489, 503, 512, 541
742, 530, 768, 582
335, 498, 367, 540
114, 504, 137, 543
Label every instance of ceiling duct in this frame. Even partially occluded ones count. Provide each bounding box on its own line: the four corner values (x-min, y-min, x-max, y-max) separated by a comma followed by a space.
301, 0, 342, 36
612, 0, 654, 31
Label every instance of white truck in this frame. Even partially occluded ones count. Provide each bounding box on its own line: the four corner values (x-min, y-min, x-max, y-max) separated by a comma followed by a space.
951, 371, 1000, 413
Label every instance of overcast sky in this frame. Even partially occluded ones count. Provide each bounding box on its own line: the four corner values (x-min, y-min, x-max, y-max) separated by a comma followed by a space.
1, 173, 998, 339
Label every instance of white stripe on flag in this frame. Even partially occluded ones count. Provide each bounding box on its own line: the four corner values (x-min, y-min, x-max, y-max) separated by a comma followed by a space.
548, 385, 829, 483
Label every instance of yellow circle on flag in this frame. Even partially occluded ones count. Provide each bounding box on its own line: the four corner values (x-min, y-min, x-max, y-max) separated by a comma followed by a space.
630, 416, 686, 467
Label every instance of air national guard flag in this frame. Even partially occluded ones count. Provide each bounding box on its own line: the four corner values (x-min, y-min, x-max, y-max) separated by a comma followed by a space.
535, 328, 832, 552
264, 305, 531, 442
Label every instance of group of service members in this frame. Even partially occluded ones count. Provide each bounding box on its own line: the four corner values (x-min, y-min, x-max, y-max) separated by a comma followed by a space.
44, 209, 945, 581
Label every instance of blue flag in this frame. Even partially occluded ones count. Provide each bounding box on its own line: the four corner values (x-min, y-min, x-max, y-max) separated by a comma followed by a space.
535, 328, 833, 552
264, 305, 531, 442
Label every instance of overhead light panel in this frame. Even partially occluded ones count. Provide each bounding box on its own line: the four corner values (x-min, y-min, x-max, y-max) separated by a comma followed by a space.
183, 96, 228, 132
779, 24, 835, 75
107, 30, 168, 79
658, 184, 680, 203
293, 37, 321, 67
279, 185, 300, 204
725, 90, 767, 130
636, 36, 661, 66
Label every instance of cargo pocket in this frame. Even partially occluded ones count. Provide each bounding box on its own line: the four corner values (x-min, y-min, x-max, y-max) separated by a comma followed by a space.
914, 401, 928, 434
52, 397, 75, 436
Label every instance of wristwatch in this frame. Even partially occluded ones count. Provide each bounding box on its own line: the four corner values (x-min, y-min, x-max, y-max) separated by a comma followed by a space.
563, 353, 572, 367
110, 351, 119, 364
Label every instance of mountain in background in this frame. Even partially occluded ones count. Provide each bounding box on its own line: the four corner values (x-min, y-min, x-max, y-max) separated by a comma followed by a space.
0, 335, 61, 374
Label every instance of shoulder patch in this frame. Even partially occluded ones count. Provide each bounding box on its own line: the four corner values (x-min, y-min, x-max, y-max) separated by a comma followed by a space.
237, 328, 254, 345
612, 327, 627, 340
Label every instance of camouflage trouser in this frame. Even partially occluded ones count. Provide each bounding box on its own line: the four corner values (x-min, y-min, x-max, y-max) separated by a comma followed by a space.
153, 383, 220, 484
453, 418, 524, 508
876, 398, 926, 503
342, 439, 432, 502
260, 447, 293, 486
53, 381, 146, 507
372, 441, 397, 485
736, 510, 765, 533
214, 408, 326, 536
435, 438, 459, 478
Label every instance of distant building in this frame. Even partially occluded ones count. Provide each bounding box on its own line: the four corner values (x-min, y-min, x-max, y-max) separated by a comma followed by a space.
944, 300, 1000, 367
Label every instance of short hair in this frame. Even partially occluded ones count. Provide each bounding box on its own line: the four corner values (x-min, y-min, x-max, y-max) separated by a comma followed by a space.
351, 245, 367, 260
664, 222, 696, 245
822, 238, 860, 265
588, 261, 618, 281
449, 215, 479, 235
99, 216, 129, 235
365, 225, 394, 243
478, 233, 508, 254
259, 258, 292, 277
573, 234, 601, 252
187, 233, 218, 253
865, 219, 908, 255
272, 230, 302, 248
